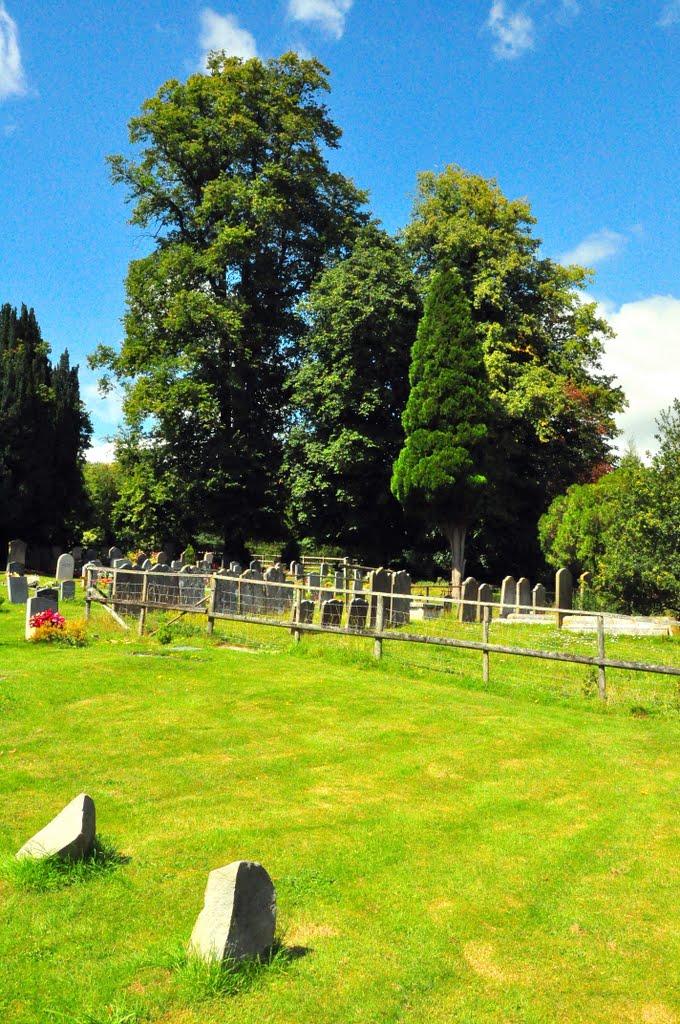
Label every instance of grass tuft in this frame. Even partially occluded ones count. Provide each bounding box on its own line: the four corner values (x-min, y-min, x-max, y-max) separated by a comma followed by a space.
50, 999, 149, 1024
172, 940, 294, 1003
2, 834, 129, 892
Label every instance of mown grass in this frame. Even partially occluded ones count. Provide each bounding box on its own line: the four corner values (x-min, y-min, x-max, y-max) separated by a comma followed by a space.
0, 587, 678, 1023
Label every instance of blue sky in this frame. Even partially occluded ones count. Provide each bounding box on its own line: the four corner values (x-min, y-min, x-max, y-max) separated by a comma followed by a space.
0, 0, 678, 459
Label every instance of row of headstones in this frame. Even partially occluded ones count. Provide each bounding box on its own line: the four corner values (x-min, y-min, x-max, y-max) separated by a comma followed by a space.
7, 574, 75, 607
456, 569, 574, 623
16, 793, 276, 963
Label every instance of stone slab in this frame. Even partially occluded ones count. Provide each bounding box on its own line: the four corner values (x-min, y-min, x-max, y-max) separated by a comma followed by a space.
16, 793, 96, 861
189, 860, 276, 963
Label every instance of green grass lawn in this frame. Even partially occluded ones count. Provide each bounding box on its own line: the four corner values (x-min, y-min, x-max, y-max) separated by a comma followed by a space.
0, 590, 679, 1023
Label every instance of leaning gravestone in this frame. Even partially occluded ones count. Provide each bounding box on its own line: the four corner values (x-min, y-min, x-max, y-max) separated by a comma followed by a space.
320, 598, 343, 627
189, 861, 276, 964
16, 793, 96, 861
8, 539, 27, 566
60, 580, 76, 600
55, 553, 75, 581
500, 576, 516, 619
7, 574, 28, 604
459, 577, 479, 623
390, 570, 412, 626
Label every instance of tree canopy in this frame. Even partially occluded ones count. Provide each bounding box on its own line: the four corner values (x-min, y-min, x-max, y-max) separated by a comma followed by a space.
91, 52, 368, 555
0, 303, 91, 555
285, 224, 421, 562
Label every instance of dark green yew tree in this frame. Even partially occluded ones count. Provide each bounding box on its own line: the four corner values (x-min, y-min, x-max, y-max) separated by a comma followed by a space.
285, 225, 421, 562
402, 165, 625, 577
391, 269, 489, 594
0, 303, 92, 554
91, 52, 368, 555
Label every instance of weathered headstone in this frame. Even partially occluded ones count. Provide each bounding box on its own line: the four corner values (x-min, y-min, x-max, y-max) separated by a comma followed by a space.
113, 558, 132, 570
516, 577, 531, 614
230, 561, 243, 575
26, 595, 59, 638
7, 561, 24, 575
320, 561, 331, 580
532, 583, 546, 612
60, 580, 76, 600
7, 574, 28, 604
239, 569, 263, 615
290, 561, 304, 578
112, 569, 142, 607
7, 539, 27, 566
108, 546, 123, 564
368, 567, 391, 627
298, 599, 314, 624
202, 551, 214, 568
555, 568, 573, 626
141, 558, 153, 572
320, 598, 343, 627
307, 572, 321, 594
171, 559, 183, 571
147, 566, 180, 607
55, 553, 75, 581
85, 547, 98, 563
459, 577, 479, 622
390, 570, 412, 626
16, 793, 96, 861
477, 582, 493, 621
500, 576, 516, 619
189, 861, 276, 964
264, 565, 287, 615
37, 586, 59, 603
348, 596, 369, 629
180, 566, 210, 610
334, 571, 345, 596
249, 559, 261, 574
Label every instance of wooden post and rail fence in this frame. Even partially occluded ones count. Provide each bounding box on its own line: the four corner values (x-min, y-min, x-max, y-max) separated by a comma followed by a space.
85, 568, 680, 703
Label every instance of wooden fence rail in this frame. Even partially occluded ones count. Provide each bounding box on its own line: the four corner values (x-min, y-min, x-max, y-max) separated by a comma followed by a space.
85, 569, 680, 703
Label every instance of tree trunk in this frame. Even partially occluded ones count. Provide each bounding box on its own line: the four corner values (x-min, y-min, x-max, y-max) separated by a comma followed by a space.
442, 523, 467, 600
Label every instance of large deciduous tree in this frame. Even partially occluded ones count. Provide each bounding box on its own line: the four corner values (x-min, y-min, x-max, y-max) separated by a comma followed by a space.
401, 165, 625, 577
285, 224, 421, 562
91, 52, 368, 556
0, 303, 92, 555
391, 268, 489, 594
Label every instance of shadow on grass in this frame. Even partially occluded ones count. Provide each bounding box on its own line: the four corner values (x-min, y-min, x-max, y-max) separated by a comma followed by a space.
2, 834, 130, 892
168, 936, 308, 1003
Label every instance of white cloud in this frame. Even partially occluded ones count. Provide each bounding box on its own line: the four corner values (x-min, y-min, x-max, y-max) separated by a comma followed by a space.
86, 441, 116, 464
599, 295, 680, 456
658, 0, 680, 26
199, 8, 258, 65
562, 228, 627, 267
0, 2, 25, 100
486, 1, 534, 59
288, 0, 353, 40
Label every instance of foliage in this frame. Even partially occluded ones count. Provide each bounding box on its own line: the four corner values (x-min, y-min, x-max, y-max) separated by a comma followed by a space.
83, 462, 123, 547
28, 612, 89, 646
391, 268, 488, 588
285, 225, 421, 561
0, 303, 92, 555
401, 165, 626, 577
29, 609, 66, 631
91, 52, 368, 554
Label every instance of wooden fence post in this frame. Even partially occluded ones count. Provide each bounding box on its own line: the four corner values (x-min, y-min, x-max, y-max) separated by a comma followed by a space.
138, 572, 149, 637
293, 582, 302, 644
85, 569, 91, 621
206, 575, 217, 636
373, 594, 384, 660
597, 615, 607, 701
482, 604, 490, 683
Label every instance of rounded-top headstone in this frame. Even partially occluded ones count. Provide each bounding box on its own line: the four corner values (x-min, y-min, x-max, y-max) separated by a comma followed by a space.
16, 793, 96, 861
189, 860, 276, 963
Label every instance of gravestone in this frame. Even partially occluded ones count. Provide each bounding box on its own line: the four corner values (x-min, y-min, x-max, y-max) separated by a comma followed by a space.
348, 596, 369, 629
71, 546, 83, 562
290, 561, 304, 578
298, 599, 314, 624
16, 793, 96, 862
60, 580, 76, 600
230, 561, 243, 575
113, 569, 142, 607
334, 571, 345, 596
156, 550, 170, 567
7, 574, 28, 604
249, 559, 261, 574
26, 595, 59, 638
532, 583, 546, 612
555, 568, 573, 626
8, 539, 27, 566
202, 551, 214, 568
85, 547, 98, 563
390, 570, 412, 626
113, 558, 132, 570
423, 603, 442, 621
368, 567, 391, 627
264, 565, 287, 615
180, 566, 209, 610
477, 582, 493, 621
307, 572, 321, 594
55, 553, 75, 581
147, 566, 180, 607
141, 559, 153, 572
320, 561, 331, 580
135, 551, 148, 567
108, 546, 123, 564
37, 587, 59, 603
239, 569, 263, 615
7, 561, 24, 575
189, 861, 276, 964
459, 577, 479, 623
516, 577, 531, 614
320, 598, 343, 627
171, 560, 183, 571
500, 576, 516, 619
213, 571, 237, 614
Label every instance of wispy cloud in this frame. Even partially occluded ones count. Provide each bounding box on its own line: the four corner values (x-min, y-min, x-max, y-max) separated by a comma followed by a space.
562, 228, 627, 267
599, 295, 680, 456
85, 441, 116, 464
658, 0, 680, 26
198, 8, 258, 66
288, 0, 353, 40
0, 2, 26, 100
486, 1, 534, 59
